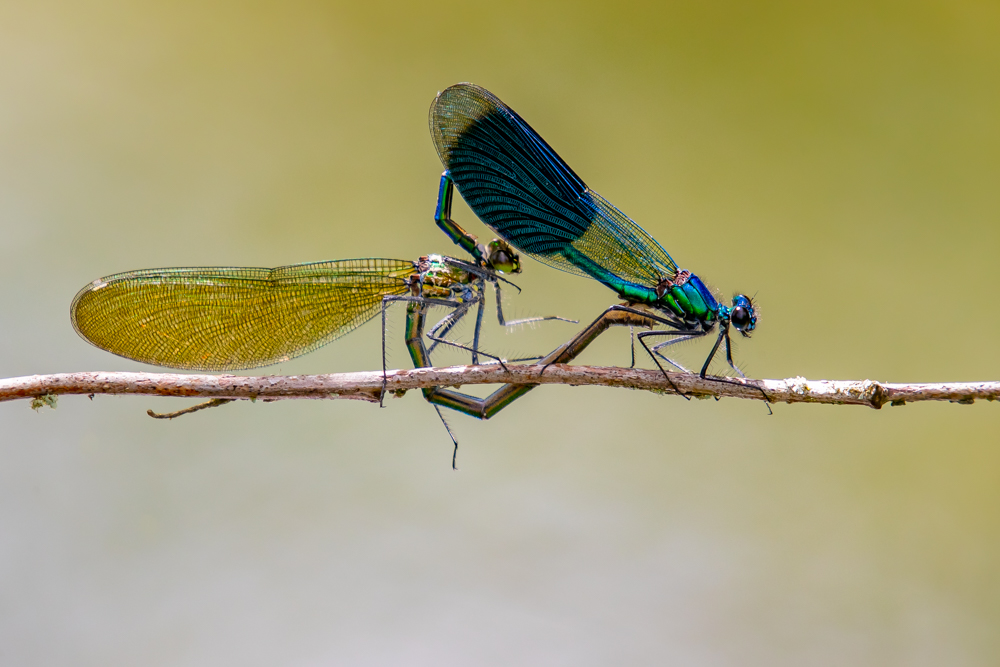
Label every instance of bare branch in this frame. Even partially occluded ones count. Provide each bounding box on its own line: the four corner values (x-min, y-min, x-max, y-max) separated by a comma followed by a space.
1, 366, 997, 411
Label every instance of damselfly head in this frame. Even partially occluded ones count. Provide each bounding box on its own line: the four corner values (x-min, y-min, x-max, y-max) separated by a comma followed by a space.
729, 294, 757, 337
486, 238, 522, 274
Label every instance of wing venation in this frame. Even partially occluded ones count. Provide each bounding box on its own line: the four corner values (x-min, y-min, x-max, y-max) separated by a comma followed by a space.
430, 83, 678, 294
70, 258, 416, 370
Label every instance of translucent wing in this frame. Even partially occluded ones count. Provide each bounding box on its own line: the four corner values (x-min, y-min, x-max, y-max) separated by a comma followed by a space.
430, 83, 678, 294
70, 259, 416, 370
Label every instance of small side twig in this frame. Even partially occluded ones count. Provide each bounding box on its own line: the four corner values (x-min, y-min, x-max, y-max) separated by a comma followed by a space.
147, 398, 235, 419
1, 366, 998, 411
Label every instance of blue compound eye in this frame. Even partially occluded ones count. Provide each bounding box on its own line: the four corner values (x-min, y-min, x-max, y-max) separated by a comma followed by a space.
731, 306, 751, 330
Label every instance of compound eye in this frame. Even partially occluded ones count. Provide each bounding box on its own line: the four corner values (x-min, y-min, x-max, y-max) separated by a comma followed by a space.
731, 306, 751, 329
491, 250, 514, 272
487, 240, 521, 273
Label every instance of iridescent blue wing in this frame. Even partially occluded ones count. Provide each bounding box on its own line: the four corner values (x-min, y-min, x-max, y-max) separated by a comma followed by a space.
430, 83, 678, 293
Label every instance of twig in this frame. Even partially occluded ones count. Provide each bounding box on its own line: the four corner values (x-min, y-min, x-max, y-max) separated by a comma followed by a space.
147, 398, 235, 419
1, 366, 997, 410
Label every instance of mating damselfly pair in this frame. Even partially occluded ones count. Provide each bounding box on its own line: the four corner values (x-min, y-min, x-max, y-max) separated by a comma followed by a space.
72, 83, 765, 464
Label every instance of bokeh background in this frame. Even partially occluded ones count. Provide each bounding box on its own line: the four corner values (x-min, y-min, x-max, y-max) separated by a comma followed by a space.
2, 1, 999, 664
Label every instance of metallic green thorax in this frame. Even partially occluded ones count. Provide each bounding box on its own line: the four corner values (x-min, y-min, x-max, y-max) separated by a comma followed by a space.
415, 254, 476, 301
654, 270, 720, 325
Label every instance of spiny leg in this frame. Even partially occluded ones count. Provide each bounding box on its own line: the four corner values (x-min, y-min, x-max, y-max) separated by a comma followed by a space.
398, 285, 510, 372
426, 296, 476, 356
492, 280, 576, 328
423, 279, 573, 372
699, 326, 726, 379
539, 303, 690, 397
426, 274, 545, 365
723, 326, 772, 413
485, 354, 547, 364
484, 280, 578, 362
723, 329, 746, 379
420, 272, 486, 361
636, 328, 717, 399
640, 324, 773, 406
425, 325, 510, 373
629, 327, 636, 369
433, 257, 576, 365
646, 330, 710, 372
634, 331, 690, 399
695, 323, 772, 411
540, 304, 686, 373
540, 304, 691, 399
433, 406, 461, 470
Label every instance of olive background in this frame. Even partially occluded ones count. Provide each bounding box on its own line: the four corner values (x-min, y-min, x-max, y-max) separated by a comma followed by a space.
2, 1, 999, 664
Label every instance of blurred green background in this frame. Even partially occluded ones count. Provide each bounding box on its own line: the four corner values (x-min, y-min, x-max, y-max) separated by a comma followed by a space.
2, 1, 999, 664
